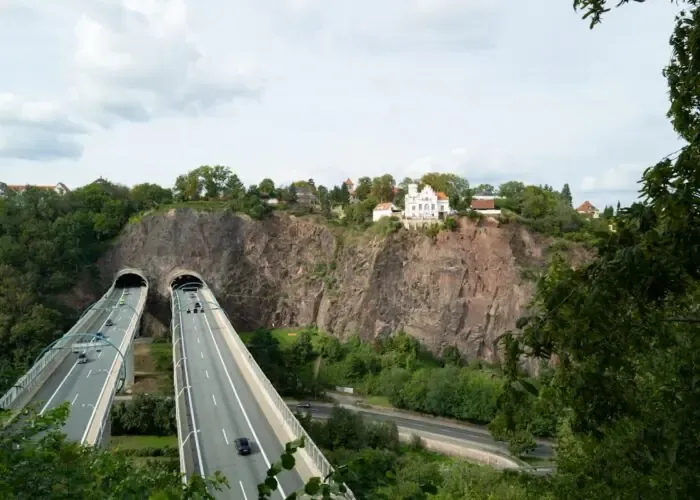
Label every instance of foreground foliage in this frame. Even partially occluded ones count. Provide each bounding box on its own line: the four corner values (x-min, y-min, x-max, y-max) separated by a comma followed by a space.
0, 404, 226, 499
493, 2, 700, 499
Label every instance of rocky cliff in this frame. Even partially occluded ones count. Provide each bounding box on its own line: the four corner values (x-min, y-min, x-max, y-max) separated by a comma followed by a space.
92, 209, 582, 366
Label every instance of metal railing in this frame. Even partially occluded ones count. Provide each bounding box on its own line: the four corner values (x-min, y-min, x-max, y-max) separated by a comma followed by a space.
0, 287, 115, 410
171, 289, 203, 481
93, 287, 147, 445
201, 289, 355, 499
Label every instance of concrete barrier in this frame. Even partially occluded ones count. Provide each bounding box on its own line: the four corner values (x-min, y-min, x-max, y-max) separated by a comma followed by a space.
0, 288, 115, 412
87, 283, 148, 445
201, 289, 355, 499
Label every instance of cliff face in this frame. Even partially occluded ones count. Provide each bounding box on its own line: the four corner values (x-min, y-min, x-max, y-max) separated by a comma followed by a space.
95, 209, 580, 366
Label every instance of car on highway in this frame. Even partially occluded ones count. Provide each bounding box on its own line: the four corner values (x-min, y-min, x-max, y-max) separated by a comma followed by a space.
94, 332, 105, 341
186, 309, 191, 314
106, 319, 114, 327
234, 437, 251, 455
78, 352, 88, 364
119, 298, 125, 306
195, 302, 201, 308
193, 309, 199, 314
124, 290, 130, 295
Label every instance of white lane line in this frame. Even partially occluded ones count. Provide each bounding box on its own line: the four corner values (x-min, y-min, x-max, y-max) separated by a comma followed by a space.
205, 370, 209, 379
86, 369, 93, 378
197, 337, 200, 344
200, 303, 287, 499
239, 481, 249, 500
222, 428, 229, 445
39, 361, 79, 415
97, 351, 102, 359
71, 393, 79, 406
212, 394, 217, 406
80, 287, 132, 444
176, 289, 205, 477
200, 351, 204, 359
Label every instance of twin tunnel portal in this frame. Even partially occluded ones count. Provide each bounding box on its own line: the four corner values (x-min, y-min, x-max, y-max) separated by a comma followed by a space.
1, 268, 347, 499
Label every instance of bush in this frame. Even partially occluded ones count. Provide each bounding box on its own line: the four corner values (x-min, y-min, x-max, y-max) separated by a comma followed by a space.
111, 394, 176, 436
443, 216, 458, 231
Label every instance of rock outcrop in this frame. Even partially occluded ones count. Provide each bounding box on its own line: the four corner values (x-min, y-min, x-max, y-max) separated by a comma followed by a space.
93, 209, 583, 366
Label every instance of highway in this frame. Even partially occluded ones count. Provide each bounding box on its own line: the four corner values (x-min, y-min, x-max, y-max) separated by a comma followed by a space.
29, 286, 145, 443
175, 287, 305, 499
288, 402, 554, 459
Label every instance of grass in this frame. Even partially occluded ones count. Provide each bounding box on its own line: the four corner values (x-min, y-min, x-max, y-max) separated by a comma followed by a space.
109, 435, 177, 450
238, 327, 328, 350
364, 395, 393, 408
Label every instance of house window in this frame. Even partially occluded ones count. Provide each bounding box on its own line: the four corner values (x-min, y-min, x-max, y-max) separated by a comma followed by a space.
419, 204, 422, 210
431, 204, 435, 210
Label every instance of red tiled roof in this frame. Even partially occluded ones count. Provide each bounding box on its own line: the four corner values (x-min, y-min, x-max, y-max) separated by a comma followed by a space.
576, 201, 597, 212
344, 178, 353, 185
436, 191, 449, 201
6, 184, 57, 192
471, 198, 495, 210
374, 202, 394, 211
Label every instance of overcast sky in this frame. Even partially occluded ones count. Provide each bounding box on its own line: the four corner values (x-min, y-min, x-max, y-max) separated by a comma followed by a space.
0, 0, 685, 208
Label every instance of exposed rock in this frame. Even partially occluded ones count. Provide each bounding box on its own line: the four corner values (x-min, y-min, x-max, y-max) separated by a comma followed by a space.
90, 209, 586, 368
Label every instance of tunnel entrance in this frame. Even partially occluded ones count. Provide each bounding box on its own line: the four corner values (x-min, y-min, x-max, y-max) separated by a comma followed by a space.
115, 272, 147, 288
171, 274, 204, 291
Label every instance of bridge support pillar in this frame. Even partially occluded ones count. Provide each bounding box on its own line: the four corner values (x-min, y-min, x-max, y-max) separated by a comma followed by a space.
125, 343, 135, 388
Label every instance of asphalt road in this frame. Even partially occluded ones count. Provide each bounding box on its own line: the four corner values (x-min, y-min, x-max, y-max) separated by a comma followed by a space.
289, 403, 554, 459
29, 286, 145, 443
176, 288, 304, 500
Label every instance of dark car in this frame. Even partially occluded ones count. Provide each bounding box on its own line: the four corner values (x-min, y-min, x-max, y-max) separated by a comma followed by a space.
186, 309, 191, 314
235, 437, 251, 455
195, 302, 201, 308
193, 309, 198, 314
106, 319, 114, 327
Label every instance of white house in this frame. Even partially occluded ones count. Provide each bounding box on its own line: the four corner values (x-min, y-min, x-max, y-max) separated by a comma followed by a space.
372, 202, 401, 222
403, 183, 451, 220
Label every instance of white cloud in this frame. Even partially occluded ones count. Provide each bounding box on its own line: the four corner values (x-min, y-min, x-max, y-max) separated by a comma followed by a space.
0, 0, 260, 161
0, 0, 689, 209
581, 164, 645, 193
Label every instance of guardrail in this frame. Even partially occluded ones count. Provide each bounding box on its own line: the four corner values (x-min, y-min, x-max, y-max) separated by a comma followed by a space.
91, 287, 148, 445
0, 287, 115, 410
202, 289, 355, 500
172, 289, 203, 481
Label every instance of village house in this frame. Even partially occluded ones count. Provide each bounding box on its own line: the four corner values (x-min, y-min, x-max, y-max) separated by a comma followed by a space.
372, 202, 402, 222
0, 182, 70, 197
403, 183, 451, 220
576, 200, 600, 218
470, 195, 501, 215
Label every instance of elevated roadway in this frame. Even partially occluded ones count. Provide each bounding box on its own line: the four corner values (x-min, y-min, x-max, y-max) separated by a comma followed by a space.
1, 269, 148, 446
173, 281, 305, 499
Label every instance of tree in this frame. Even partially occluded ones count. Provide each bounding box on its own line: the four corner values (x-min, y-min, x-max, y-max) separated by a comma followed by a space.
370, 174, 396, 202
561, 183, 573, 208
258, 178, 276, 197
494, 3, 700, 498
498, 181, 525, 200
473, 183, 496, 196
317, 185, 331, 218
354, 177, 372, 201
0, 404, 225, 498
130, 183, 173, 211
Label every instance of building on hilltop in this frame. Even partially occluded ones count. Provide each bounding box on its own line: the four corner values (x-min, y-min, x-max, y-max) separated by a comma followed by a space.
0, 182, 70, 197
403, 183, 451, 220
372, 202, 401, 222
470, 196, 501, 215
576, 200, 600, 218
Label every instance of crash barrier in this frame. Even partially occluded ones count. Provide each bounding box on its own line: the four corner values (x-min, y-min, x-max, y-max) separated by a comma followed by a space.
88, 285, 147, 445
201, 288, 356, 499
0, 287, 116, 411
171, 288, 204, 481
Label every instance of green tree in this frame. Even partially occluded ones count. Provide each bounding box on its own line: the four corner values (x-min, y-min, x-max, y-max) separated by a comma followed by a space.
474, 183, 496, 196
130, 183, 173, 211
370, 174, 396, 202
354, 177, 372, 201
561, 183, 573, 207
258, 178, 276, 197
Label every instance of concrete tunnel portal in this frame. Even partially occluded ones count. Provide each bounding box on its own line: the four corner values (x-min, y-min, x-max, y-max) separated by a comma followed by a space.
114, 269, 148, 288
170, 272, 205, 291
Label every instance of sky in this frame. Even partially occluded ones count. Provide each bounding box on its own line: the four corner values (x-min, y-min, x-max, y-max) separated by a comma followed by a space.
0, 0, 686, 208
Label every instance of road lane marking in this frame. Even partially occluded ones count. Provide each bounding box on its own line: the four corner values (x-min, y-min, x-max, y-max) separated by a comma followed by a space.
200, 351, 204, 359
212, 394, 217, 406
239, 481, 249, 500
71, 393, 79, 406
87, 369, 93, 378
97, 351, 102, 359
40, 361, 79, 415
200, 303, 287, 499
175, 289, 205, 477
197, 337, 200, 344
222, 428, 229, 445
205, 370, 209, 379
81, 287, 134, 445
